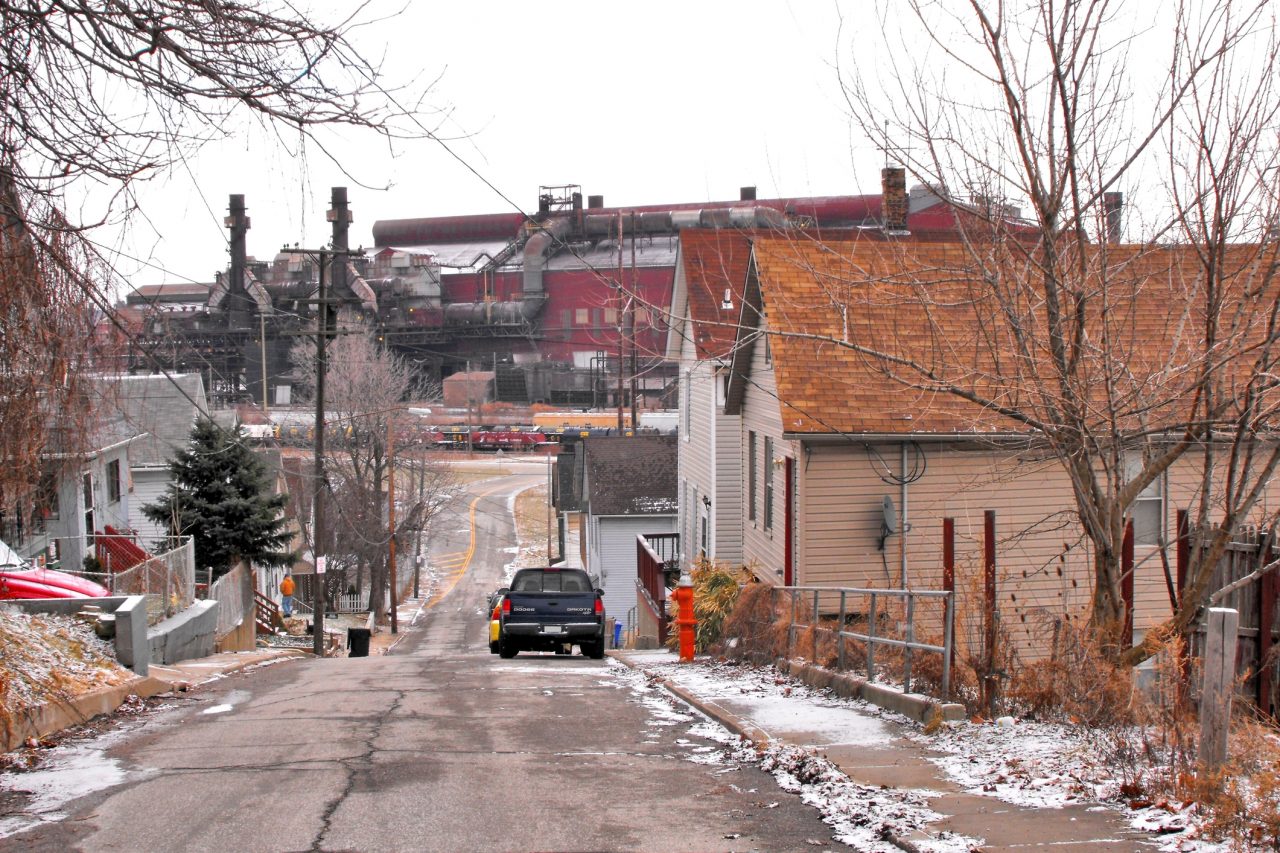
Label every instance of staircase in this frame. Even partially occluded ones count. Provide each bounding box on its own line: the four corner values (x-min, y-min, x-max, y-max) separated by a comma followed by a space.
253, 589, 281, 634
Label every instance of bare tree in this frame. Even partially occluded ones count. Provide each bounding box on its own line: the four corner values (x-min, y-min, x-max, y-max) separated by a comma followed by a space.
0, 0, 428, 538
821, 0, 1280, 661
292, 329, 454, 619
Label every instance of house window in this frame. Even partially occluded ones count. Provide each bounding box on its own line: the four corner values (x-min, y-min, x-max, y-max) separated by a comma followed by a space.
763, 437, 774, 530
763, 331, 772, 365
106, 459, 121, 504
38, 472, 60, 521
1127, 456, 1164, 546
748, 431, 757, 522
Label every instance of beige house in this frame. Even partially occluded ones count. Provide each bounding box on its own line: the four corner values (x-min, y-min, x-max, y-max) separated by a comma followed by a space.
707, 235, 1280, 656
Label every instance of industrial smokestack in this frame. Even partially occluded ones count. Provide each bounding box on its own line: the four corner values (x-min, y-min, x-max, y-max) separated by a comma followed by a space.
226, 194, 250, 329
588, 195, 604, 209
1103, 192, 1123, 243
881, 168, 908, 232
740, 186, 757, 201
329, 187, 351, 296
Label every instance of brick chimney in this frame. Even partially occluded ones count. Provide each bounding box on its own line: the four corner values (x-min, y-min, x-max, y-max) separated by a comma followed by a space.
881, 167, 908, 232
1103, 192, 1123, 243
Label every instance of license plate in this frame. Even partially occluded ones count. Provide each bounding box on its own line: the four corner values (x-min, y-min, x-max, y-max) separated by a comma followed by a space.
543, 625, 564, 634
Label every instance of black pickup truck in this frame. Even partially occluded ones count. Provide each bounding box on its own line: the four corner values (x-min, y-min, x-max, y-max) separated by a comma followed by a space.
495, 567, 605, 659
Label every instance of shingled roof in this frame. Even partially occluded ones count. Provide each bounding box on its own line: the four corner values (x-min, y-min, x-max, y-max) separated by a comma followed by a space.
583, 435, 677, 516
677, 230, 754, 361
106, 374, 208, 468
745, 237, 1280, 437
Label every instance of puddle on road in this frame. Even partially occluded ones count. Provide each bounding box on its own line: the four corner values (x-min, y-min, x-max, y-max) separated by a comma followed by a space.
0, 730, 155, 840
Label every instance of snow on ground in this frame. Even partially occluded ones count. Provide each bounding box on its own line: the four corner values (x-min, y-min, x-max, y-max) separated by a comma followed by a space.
605, 659, 977, 852
0, 609, 132, 722
622, 655, 1230, 852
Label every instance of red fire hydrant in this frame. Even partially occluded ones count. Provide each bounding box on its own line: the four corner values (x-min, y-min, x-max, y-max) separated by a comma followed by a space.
673, 572, 696, 662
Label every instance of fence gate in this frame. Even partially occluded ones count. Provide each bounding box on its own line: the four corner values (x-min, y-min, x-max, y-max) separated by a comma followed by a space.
1191, 527, 1279, 719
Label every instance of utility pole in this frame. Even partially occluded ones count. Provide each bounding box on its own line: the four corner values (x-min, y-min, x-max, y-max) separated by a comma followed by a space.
629, 211, 638, 429
387, 415, 398, 634
414, 459, 424, 599
299, 186, 356, 657
309, 247, 331, 657
616, 212, 625, 431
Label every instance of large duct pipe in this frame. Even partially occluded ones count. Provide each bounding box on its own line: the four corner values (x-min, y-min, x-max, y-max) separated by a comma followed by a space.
226, 194, 250, 328
522, 218, 573, 298
584, 206, 786, 236
373, 195, 884, 246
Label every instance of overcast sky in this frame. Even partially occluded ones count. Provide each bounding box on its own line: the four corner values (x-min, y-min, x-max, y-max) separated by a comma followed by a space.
101, 1, 888, 291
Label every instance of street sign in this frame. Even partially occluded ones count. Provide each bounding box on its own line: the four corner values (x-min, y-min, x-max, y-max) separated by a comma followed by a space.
317, 556, 327, 574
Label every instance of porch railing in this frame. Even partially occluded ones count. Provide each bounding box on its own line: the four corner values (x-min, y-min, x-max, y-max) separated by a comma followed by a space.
637, 532, 680, 644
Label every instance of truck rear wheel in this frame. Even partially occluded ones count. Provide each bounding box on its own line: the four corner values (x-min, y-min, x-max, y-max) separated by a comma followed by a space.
498, 638, 518, 658
582, 640, 605, 660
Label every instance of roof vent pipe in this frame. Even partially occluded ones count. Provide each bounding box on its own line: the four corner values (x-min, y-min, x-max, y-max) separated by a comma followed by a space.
740, 186, 757, 201
1103, 192, 1123, 243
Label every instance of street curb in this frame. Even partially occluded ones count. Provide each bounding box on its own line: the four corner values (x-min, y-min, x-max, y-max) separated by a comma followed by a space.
2, 674, 171, 753
608, 651, 926, 853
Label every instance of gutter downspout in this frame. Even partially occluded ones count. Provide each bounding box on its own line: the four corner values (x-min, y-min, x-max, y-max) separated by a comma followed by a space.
900, 442, 909, 589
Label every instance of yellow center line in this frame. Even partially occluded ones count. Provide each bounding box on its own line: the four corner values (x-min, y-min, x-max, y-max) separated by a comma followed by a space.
423, 483, 509, 610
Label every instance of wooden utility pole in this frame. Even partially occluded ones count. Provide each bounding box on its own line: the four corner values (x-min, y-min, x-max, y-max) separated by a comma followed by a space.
616, 211, 625, 431
310, 248, 331, 657
388, 416, 398, 634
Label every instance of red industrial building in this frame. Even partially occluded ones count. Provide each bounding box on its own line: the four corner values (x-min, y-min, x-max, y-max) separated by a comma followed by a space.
117, 173, 958, 407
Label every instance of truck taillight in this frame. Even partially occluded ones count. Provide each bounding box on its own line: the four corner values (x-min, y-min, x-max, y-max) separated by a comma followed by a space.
502, 598, 511, 615
594, 598, 604, 615
491, 605, 500, 620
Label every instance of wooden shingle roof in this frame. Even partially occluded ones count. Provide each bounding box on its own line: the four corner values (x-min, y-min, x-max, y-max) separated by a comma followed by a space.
750, 237, 1280, 436
583, 436, 678, 516
679, 230, 754, 361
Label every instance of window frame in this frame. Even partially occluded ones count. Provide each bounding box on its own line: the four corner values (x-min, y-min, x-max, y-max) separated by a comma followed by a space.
763, 437, 774, 531
748, 431, 757, 522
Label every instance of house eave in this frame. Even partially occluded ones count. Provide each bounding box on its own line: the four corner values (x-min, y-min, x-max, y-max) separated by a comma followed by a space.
784, 431, 1040, 446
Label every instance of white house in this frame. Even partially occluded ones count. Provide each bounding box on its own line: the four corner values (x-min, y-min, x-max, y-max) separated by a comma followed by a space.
581, 435, 678, 622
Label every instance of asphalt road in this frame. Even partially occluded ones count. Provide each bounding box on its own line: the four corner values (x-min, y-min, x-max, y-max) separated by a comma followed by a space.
3, 468, 838, 852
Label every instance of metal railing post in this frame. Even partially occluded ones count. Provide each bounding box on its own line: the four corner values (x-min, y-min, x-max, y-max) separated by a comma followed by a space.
903, 593, 915, 694
942, 592, 954, 698
788, 588, 797, 659
838, 590, 847, 671
867, 591, 878, 682
811, 589, 820, 662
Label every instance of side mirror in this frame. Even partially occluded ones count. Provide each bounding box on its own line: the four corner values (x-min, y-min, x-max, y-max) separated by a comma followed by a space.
497, 587, 510, 596
596, 588, 605, 596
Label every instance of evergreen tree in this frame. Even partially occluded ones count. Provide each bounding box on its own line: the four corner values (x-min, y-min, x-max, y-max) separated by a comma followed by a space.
144, 419, 294, 579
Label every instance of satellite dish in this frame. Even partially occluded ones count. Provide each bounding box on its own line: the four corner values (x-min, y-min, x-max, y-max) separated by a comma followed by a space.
878, 496, 898, 551
882, 496, 898, 534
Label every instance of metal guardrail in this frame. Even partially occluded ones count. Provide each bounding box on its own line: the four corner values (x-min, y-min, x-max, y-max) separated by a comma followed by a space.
775, 585, 955, 698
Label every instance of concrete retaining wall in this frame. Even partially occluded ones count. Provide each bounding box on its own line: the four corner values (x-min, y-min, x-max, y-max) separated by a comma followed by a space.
149, 600, 218, 665
5, 595, 150, 675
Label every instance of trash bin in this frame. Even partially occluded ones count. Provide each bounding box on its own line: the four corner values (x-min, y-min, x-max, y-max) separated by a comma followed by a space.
347, 627, 371, 657
612, 620, 623, 649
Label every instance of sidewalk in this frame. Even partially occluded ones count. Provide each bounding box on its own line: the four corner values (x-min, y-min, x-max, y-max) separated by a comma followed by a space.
615, 649, 1154, 852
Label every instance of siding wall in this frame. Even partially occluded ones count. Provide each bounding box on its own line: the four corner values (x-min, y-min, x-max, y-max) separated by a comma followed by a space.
596, 514, 677, 623
794, 442, 1280, 657
678, 335, 716, 567
129, 470, 169, 546
739, 330, 789, 582
713, 370, 744, 566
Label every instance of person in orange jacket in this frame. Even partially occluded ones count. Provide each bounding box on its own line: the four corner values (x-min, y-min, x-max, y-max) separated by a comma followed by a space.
280, 572, 296, 617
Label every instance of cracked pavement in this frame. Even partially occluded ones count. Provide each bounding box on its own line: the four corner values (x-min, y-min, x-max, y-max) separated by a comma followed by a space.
3, 470, 838, 852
